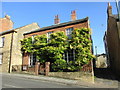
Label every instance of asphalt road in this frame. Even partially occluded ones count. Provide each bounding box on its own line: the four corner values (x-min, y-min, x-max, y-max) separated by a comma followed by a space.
2, 74, 83, 88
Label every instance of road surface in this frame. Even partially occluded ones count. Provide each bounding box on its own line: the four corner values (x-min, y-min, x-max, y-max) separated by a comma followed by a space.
2, 74, 85, 88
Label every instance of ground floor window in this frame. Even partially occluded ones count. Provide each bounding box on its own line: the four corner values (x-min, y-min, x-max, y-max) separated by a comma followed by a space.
63, 49, 75, 63
29, 54, 37, 67
0, 54, 3, 64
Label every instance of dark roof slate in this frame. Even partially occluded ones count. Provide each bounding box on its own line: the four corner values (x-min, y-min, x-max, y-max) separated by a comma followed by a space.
24, 17, 89, 35
0, 29, 15, 36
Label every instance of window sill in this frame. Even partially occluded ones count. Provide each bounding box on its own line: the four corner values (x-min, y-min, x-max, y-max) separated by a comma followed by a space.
0, 47, 4, 48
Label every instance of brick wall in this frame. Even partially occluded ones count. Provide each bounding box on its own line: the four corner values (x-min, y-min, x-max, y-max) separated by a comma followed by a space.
23, 19, 89, 67
25, 22, 88, 38
0, 15, 13, 32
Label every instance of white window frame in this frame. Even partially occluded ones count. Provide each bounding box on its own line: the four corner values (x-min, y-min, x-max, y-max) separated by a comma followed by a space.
63, 49, 75, 63
47, 32, 53, 42
66, 27, 73, 39
0, 37, 5, 48
0, 54, 3, 65
29, 54, 37, 67
32, 35, 37, 44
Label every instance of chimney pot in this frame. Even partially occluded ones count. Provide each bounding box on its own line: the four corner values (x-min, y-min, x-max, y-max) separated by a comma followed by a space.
5, 15, 10, 19
54, 14, 60, 24
71, 10, 77, 21
107, 2, 112, 16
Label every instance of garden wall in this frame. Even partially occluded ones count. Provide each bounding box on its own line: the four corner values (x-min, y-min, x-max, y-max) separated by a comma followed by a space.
48, 71, 94, 82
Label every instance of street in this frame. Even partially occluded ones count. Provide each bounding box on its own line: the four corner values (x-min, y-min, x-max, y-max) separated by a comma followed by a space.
2, 74, 84, 88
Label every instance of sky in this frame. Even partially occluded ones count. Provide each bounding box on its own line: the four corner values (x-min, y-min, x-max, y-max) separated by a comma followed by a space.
1, 2, 118, 55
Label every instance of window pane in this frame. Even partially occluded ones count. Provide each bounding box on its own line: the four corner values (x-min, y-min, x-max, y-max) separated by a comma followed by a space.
0, 54, 2, 64
0, 37, 5, 47
29, 54, 36, 66
0, 38, 2, 47
47, 32, 53, 38
47, 32, 53, 42
64, 49, 75, 63
66, 28, 73, 39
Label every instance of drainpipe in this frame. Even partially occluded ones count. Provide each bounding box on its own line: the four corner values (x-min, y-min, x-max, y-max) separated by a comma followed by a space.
8, 31, 16, 73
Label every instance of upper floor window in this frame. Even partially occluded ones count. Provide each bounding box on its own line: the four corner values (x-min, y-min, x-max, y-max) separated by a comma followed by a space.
47, 32, 53, 42
66, 27, 73, 39
32, 35, 37, 44
0, 54, 3, 64
0, 37, 5, 48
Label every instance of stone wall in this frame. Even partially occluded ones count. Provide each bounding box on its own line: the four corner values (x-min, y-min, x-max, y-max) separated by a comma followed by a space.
0, 33, 13, 72
96, 55, 107, 68
10, 23, 40, 72
12, 65, 22, 72
48, 71, 94, 82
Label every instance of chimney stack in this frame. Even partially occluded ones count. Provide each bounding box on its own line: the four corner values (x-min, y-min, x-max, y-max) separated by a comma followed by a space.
54, 14, 60, 24
71, 10, 77, 21
107, 2, 112, 16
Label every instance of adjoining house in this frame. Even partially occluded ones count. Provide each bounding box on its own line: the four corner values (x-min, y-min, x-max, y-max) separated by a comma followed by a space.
22, 11, 93, 71
103, 3, 120, 78
0, 15, 40, 73
95, 53, 107, 68
0, 15, 14, 72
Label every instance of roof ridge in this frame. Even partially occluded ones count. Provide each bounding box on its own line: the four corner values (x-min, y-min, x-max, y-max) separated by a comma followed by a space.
24, 17, 89, 35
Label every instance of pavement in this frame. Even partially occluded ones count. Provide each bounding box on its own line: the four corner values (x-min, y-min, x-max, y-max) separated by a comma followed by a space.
1, 72, 119, 88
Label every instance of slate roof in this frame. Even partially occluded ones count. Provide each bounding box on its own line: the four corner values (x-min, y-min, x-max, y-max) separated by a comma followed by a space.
0, 29, 15, 36
0, 23, 39, 36
24, 17, 89, 35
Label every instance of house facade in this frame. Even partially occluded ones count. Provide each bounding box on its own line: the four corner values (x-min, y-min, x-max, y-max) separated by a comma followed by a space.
0, 15, 14, 72
104, 3, 120, 77
0, 17, 40, 73
95, 54, 107, 68
0, 30, 15, 72
22, 11, 92, 69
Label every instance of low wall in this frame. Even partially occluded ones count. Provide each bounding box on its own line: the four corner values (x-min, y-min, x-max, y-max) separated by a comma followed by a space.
12, 65, 22, 72
48, 71, 94, 82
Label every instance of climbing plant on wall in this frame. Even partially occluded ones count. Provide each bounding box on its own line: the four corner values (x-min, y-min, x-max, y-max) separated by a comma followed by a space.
70, 28, 94, 68
21, 28, 95, 72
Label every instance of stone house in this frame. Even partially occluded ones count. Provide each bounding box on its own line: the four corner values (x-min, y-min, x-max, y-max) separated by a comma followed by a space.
0, 17, 40, 72
22, 11, 93, 71
103, 3, 120, 77
95, 54, 107, 68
